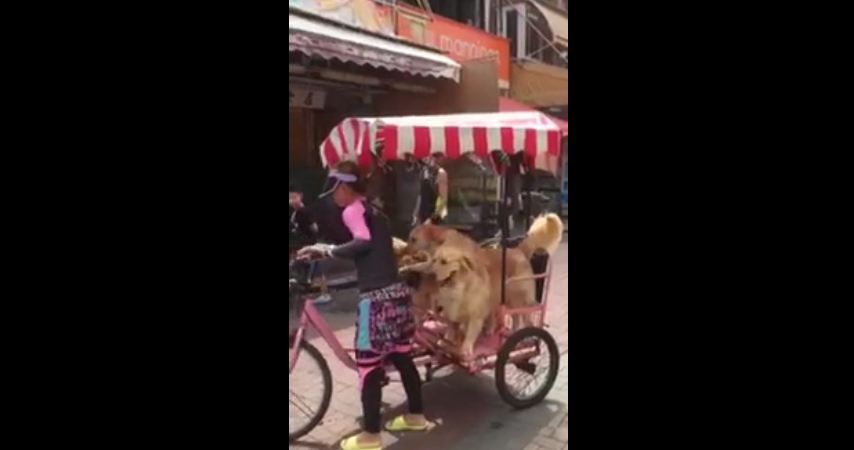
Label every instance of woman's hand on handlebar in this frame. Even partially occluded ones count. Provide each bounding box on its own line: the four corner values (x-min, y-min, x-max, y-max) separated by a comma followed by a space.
297, 243, 335, 261
296, 246, 321, 261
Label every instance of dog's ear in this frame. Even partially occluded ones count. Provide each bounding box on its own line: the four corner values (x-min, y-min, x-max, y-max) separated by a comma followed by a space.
392, 237, 409, 256
426, 225, 445, 246
459, 255, 475, 272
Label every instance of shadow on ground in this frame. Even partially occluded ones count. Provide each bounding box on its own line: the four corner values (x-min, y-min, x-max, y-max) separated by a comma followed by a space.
291, 370, 566, 450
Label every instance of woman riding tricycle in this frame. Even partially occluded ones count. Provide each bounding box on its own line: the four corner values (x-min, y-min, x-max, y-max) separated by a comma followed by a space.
296, 162, 427, 450
290, 111, 563, 449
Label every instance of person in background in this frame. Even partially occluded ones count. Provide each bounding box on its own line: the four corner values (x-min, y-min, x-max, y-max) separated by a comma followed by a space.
289, 182, 332, 305
507, 154, 525, 235
290, 182, 318, 249
299, 161, 427, 450
419, 153, 448, 225
365, 154, 394, 214
391, 154, 422, 239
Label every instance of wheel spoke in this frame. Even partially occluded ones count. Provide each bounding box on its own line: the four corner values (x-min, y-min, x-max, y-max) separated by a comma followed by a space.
289, 343, 333, 442
517, 375, 536, 396
289, 389, 316, 419
514, 369, 542, 397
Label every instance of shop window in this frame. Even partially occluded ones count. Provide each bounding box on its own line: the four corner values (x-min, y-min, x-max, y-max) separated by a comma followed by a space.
526, 22, 546, 59
536, 0, 568, 12
523, 19, 568, 67
503, 8, 521, 58
428, 0, 477, 25
484, 0, 495, 33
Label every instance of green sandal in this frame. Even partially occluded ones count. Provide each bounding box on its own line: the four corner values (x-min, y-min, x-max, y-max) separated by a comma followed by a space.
340, 435, 382, 450
384, 415, 429, 432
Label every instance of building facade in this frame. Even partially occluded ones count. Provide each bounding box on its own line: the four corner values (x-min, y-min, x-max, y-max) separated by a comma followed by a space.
399, 0, 568, 116
289, 1, 464, 196
289, 0, 568, 212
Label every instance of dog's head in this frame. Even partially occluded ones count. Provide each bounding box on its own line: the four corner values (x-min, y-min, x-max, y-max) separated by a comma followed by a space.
409, 224, 476, 257
408, 224, 447, 254
431, 245, 475, 283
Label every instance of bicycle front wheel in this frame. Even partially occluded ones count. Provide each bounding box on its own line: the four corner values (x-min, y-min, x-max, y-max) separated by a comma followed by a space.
289, 340, 332, 442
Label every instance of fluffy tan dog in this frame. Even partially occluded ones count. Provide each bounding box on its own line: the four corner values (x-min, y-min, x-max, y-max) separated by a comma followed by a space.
408, 213, 563, 260
406, 214, 564, 357
431, 244, 492, 357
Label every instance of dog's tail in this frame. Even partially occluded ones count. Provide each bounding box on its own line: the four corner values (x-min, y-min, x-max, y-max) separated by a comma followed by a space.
518, 213, 564, 259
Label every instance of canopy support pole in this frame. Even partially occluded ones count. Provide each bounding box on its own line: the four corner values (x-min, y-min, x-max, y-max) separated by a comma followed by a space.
500, 157, 509, 307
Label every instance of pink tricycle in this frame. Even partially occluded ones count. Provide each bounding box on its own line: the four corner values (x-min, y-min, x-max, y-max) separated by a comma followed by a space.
289, 112, 564, 442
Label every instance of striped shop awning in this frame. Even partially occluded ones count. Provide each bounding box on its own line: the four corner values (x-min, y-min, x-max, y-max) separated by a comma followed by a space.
289, 13, 461, 82
320, 112, 562, 174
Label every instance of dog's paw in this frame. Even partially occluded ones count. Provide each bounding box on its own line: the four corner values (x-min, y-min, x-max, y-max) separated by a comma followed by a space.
459, 345, 475, 360
413, 251, 430, 262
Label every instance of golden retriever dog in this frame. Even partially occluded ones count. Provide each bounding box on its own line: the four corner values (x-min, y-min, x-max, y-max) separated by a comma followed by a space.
405, 214, 564, 357
408, 214, 563, 260
431, 244, 492, 357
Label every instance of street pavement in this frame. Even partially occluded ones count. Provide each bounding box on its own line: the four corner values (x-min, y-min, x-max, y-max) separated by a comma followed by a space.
289, 240, 568, 450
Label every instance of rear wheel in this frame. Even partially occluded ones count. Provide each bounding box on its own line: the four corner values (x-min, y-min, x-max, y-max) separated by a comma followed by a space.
289, 340, 332, 442
495, 327, 560, 409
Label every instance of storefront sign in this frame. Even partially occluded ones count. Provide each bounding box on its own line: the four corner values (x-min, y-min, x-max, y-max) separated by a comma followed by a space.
289, 1, 510, 88
396, 10, 511, 89
289, 0, 394, 35
289, 86, 327, 109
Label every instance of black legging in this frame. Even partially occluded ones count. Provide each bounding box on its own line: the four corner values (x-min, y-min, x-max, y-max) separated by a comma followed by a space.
361, 352, 424, 433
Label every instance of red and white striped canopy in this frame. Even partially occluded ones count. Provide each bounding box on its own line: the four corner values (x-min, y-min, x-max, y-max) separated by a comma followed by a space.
319, 112, 562, 174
